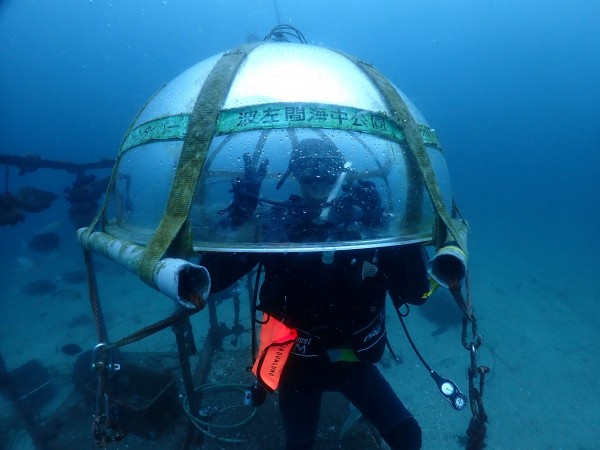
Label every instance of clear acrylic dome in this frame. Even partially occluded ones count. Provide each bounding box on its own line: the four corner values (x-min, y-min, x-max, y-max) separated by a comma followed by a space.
106, 42, 453, 253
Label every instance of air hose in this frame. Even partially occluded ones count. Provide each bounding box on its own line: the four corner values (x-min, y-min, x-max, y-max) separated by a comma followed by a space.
395, 305, 468, 411
181, 383, 258, 444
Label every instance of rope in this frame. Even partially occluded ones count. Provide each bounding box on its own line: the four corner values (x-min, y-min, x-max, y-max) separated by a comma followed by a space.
101, 308, 198, 353
83, 248, 109, 344
465, 267, 474, 317
273, 0, 281, 24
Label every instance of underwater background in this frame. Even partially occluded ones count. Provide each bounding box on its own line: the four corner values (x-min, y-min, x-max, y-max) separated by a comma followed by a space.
1, 1, 599, 449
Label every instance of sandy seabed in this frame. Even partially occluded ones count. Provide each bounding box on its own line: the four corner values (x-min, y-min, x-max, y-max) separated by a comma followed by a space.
1, 215, 598, 450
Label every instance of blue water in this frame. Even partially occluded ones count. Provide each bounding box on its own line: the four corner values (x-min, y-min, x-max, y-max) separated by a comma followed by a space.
1, 1, 599, 449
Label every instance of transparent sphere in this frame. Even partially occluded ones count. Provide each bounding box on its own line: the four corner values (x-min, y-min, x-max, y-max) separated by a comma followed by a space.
106, 43, 453, 253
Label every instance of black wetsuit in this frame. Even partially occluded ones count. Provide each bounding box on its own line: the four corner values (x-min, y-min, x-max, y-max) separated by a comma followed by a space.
204, 189, 428, 449
201, 244, 428, 450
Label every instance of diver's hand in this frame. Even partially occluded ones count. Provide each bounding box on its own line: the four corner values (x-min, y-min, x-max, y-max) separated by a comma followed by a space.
335, 180, 384, 227
219, 152, 269, 226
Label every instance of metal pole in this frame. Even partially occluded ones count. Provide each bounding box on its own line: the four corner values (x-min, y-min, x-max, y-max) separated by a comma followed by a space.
172, 318, 202, 448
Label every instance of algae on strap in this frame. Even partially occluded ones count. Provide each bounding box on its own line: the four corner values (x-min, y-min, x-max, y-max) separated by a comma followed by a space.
347, 56, 468, 256
137, 42, 264, 288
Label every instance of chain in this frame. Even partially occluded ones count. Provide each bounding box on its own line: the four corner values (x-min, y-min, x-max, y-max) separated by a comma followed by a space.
91, 347, 126, 448
452, 271, 489, 450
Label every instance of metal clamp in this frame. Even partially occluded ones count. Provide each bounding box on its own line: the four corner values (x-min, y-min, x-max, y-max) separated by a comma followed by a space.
92, 343, 120, 372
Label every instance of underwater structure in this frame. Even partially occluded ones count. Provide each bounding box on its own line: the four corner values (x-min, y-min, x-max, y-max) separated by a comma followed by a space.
66, 25, 487, 449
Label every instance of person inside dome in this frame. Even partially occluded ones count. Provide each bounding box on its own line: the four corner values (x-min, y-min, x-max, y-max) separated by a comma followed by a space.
202, 137, 429, 450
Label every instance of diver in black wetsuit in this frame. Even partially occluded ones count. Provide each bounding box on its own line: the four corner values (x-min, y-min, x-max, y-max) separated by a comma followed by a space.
201, 138, 429, 450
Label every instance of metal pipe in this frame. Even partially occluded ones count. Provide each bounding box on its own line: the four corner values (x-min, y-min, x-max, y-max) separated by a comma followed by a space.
77, 228, 211, 309
428, 219, 469, 289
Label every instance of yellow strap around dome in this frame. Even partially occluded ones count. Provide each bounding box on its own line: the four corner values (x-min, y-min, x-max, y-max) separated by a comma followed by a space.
137, 42, 264, 287
347, 57, 468, 255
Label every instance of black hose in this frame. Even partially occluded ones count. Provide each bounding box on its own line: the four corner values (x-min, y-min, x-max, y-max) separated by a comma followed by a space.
395, 306, 433, 372
251, 263, 264, 361
264, 24, 307, 44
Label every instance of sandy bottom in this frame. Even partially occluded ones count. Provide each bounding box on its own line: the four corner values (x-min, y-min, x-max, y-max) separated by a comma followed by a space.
1, 216, 598, 449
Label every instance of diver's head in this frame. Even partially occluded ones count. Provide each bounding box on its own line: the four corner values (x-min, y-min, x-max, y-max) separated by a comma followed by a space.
277, 138, 345, 202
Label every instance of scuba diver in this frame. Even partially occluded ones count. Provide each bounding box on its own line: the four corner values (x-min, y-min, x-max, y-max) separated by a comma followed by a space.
201, 138, 429, 450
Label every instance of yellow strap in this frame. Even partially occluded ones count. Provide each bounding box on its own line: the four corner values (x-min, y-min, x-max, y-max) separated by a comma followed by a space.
137, 42, 263, 286
422, 278, 441, 299
342, 56, 468, 255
